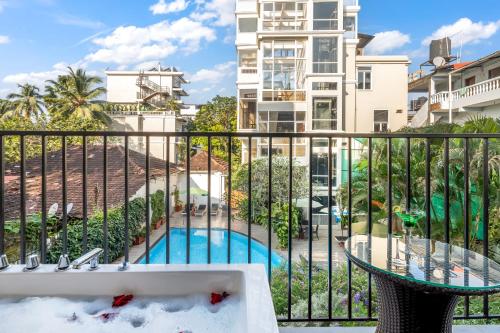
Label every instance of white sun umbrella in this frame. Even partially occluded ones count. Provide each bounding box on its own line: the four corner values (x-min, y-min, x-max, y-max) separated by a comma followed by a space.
295, 198, 323, 208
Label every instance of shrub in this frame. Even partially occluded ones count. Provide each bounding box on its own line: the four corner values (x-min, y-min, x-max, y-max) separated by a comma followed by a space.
151, 190, 165, 224
47, 197, 147, 263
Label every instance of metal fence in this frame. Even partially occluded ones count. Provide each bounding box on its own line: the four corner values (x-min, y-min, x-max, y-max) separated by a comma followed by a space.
0, 130, 499, 323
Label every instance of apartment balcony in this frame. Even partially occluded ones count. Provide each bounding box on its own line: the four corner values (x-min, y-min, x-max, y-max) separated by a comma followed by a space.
0, 131, 499, 332
430, 77, 500, 112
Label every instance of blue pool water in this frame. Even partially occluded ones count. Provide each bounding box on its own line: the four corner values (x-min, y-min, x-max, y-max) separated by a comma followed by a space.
139, 228, 283, 269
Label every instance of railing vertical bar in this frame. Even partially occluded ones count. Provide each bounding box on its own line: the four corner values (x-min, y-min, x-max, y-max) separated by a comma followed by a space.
464, 138, 470, 317
207, 138, 212, 264
444, 138, 450, 244
186, 136, 191, 264
347, 137, 353, 320
406, 138, 411, 211
387, 138, 393, 234
228, 137, 232, 264
308, 137, 313, 320
0, 136, 3, 256
268, 137, 273, 280
40, 136, 47, 263
425, 138, 431, 238
367, 137, 372, 318
287, 137, 293, 320
165, 136, 170, 264
145, 136, 151, 264
327, 137, 333, 320
102, 136, 108, 263
482, 138, 490, 317
124, 136, 130, 264
20, 135, 26, 264
82, 136, 88, 254
248, 138, 252, 264
62, 136, 68, 256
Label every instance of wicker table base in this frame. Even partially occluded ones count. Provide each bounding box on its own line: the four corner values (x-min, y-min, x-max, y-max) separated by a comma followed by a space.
374, 275, 459, 333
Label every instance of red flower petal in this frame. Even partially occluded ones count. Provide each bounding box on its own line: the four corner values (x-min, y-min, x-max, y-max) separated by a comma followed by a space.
210, 292, 230, 305
112, 294, 134, 308
98, 312, 119, 322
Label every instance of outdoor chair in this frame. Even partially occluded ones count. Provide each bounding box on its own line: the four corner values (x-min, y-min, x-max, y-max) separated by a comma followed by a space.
299, 220, 319, 240
210, 203, 219, 216
194, 204, 207, 217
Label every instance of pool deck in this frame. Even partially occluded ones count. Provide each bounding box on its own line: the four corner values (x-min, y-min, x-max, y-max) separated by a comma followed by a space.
279, 326, 500, 333
116, 212, 345, 266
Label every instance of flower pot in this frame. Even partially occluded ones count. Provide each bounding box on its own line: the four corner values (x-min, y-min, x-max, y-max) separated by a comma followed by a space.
154, 222, 161, 230
133, 236, 145, 246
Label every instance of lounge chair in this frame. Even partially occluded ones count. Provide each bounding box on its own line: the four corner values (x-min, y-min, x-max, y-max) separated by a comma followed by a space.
210, 203, 219, 216
194, 204, 207, 217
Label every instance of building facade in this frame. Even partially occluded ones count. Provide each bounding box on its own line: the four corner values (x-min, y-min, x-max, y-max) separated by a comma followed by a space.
409, 51, 500, 126
106, 65, 191, 162
236, 0, 409, 221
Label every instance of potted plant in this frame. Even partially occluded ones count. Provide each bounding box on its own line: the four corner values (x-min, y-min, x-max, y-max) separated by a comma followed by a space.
173, 187, 183, 212
133, 227, 146, 245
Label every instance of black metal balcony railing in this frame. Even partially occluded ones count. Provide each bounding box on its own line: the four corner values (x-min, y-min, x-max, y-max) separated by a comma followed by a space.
0, 130, 499, 324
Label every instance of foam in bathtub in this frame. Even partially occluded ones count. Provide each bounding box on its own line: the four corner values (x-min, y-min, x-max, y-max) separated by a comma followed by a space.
0, 294, 243, 333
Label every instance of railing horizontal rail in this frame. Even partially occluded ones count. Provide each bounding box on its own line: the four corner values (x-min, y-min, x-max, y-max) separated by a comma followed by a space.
0, 131, 498, 139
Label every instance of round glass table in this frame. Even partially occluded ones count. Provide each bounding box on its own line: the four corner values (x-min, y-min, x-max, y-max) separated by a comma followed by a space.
345, 235, 500, 333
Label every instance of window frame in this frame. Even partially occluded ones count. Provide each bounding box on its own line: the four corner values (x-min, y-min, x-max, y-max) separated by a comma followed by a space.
313, 37, 339, 74
373, 109, 389, 133
313, 1, 339, 31
357, 66, 372, 90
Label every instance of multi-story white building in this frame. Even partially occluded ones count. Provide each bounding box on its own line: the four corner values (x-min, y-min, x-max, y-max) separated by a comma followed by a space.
105, 65, 190, 162
236, 0, 409, 219
409, 51, 500, 126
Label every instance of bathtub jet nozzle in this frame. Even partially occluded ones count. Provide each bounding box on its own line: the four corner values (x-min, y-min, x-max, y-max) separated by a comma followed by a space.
56, 254, 71, 271
0, 254, 9, 271
24, 254, 40, 271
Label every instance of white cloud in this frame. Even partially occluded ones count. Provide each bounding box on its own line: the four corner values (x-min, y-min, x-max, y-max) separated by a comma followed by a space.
0, 1, 7, 13
3, 63, 70, 87
0, 35, 9, 44
150, 0, 189, 15
422, 18, 500, 46
365, 30, 411, 55
54, 13, 105, 29
84, 18, 216, 66
189, 61, 236, 83
191, 0, 235, 27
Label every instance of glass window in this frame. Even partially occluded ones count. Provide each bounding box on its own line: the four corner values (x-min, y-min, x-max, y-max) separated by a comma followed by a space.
312, 82, 338, 90
374, 110, 388, 132
239, 50, 257, 67
344, 16, 356, 31
357, 67, 372, 90
313, 2, 338, 30
313, 38, 338, 73
239, 18, 258, 33
263, 1, 307, 31
313, 98, 337, 130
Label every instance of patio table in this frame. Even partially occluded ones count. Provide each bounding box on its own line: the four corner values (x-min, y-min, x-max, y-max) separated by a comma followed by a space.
345, 235, 500, 333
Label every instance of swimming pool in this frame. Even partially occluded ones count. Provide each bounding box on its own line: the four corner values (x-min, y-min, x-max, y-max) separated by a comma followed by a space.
138, 228, 283, 269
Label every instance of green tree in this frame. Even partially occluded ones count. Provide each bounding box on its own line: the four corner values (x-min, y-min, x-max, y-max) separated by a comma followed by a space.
5, 84, 44, 120
190, 95, 240, 163
44, 67, 110, 125
165, 98, 180, 115
0, 99, 12, 116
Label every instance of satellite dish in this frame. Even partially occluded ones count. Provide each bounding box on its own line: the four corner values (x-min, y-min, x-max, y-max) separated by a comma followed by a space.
433, 56, 446, 68
66, 203, 74, 215
48, 203, 58, 217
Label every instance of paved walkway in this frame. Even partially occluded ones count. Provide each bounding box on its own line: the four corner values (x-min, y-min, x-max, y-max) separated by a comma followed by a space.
116, 212, 346, 265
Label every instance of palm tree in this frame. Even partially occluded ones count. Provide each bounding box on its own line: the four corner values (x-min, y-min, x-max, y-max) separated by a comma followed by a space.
45, 67, 110, 124
165, 98, 180, 115
0, 99, 12, 116
5, 84, 44, 119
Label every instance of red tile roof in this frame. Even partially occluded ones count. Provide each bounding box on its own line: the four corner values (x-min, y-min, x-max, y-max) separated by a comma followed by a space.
4, 145, 180, 220
186, 150, 228, 173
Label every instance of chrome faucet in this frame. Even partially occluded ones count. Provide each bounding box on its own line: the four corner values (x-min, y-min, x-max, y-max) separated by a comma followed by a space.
0, 254, 9, 271
71, 248, 103, 271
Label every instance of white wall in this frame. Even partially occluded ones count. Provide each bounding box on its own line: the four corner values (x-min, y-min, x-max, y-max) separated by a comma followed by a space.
176, 172, 226, 206
354, 56, 410, 132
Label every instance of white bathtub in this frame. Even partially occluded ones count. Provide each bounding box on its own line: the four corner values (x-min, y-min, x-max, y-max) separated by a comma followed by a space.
0, 264, 279, 333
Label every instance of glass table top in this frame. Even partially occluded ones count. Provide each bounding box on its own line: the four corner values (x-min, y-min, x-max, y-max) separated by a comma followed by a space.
345, 235, 500, 292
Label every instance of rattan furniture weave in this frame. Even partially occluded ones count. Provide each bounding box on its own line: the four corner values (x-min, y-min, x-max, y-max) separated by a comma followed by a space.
345, 235, 500, 333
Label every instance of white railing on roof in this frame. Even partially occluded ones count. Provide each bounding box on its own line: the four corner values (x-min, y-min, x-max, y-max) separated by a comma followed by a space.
430, 92, 449, 105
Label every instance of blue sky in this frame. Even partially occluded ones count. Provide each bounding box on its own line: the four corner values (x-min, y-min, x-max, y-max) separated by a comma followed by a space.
0, 0, 499, 103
